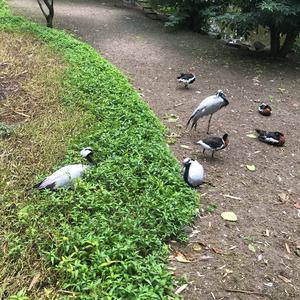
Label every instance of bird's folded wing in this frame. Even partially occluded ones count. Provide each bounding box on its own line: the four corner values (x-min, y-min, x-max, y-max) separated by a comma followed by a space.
203, 137, 223, 148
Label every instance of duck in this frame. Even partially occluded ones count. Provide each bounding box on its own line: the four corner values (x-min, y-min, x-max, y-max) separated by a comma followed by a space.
186, 90, 229, 134
182, 157, 205, 187
255, 129, 285, 146
258, 103, 272, 116
177, 73, 196, 88
33, 147, 95, 191
196, 133, 229, 157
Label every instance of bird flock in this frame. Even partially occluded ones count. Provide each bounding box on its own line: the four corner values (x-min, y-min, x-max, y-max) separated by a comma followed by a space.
31, 72, 285, 192
178, 73, 285, 188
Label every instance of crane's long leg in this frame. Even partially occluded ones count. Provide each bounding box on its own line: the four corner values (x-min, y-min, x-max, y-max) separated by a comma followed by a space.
207, 114, 213, 134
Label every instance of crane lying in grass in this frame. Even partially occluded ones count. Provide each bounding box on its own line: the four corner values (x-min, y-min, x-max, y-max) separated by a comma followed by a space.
33, 147, 95, 191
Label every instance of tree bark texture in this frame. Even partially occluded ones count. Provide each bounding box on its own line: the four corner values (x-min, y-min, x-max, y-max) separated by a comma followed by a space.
270, 25, 280, 57
280, 30, 299, 57
37, 0, 54, 28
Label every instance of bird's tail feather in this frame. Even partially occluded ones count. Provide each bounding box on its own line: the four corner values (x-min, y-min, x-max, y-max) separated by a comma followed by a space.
186, 115, 193, 129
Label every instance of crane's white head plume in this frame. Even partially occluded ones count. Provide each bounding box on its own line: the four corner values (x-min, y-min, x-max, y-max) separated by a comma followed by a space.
216, 89, 229, 105
182, 157, 191, 167
80, 147, 95, 164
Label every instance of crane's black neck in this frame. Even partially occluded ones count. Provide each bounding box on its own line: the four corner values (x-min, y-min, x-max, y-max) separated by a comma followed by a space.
86, 153, 96, 165
183, 162, 193, 187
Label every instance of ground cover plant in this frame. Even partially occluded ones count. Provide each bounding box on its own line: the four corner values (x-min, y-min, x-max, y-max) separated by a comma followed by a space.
0, 1, 198, 298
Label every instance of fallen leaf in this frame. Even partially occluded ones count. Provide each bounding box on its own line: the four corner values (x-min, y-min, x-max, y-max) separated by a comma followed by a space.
164, 114, 178, 123
246, 133, 257, 139
278, 274, 291, 283
248, 244, 256, 253
180, 144, 192, 150
221, 211, 237, 222
166, 133, 179, 145
169, 132, 180, 138
192, 244, 202, 252
28, 273, 40, 291
223, 194, 242, 200
174, 102, 183, 107
278, 192, 289, 202
198, 255, 213, 260
197, 240, 209, 248
294, 202, 300, 209
223, 269, 233, 277
175, 252, 191, 263
166, 114, 178, 122
166, 138, 176, 145
212, 247, 225, 255
246, 165, 256, 171
175, 283, 188, 294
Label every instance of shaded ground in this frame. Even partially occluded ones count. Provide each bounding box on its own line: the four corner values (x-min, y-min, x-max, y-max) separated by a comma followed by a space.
7, 1, 300, 299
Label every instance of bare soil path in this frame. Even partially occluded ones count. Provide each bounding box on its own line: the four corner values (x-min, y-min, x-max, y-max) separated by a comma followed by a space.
8, 1, 300, 299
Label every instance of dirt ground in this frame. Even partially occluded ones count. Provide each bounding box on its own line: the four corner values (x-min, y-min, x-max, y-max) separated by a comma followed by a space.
7, 1, 300, 299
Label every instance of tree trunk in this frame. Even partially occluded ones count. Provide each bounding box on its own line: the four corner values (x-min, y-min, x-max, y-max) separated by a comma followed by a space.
37, 0, 54, 28
46, 5, 54, 28
270, 25, 280, 57
279, 30, 299, 57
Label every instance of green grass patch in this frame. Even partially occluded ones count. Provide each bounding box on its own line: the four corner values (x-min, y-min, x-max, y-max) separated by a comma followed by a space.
0, 2, 198, 299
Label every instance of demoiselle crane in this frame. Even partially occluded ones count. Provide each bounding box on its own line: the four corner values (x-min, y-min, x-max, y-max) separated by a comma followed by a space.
186, 90, 229, 134
33, 147, 95, 191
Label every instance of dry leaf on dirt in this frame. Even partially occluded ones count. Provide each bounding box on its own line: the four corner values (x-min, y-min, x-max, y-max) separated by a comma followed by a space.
278, 192, 289, 202
278, 274, 291, 283
166, 114, 179, 122
278, 87, 286, 93
180, 144, 192, 150
166, 132, 180, 145
246, 165, 256, 171
223, 269, 233, 277
223, 194, 242, 200
28, 273, 40, 291
175, 283, 188, 294
192, 244, 202, 252
294, 202, 300, 209
221, 211, 237, 221
248, 244, 256, 253
211, 247, 225, 255
175, 252, 191, 263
